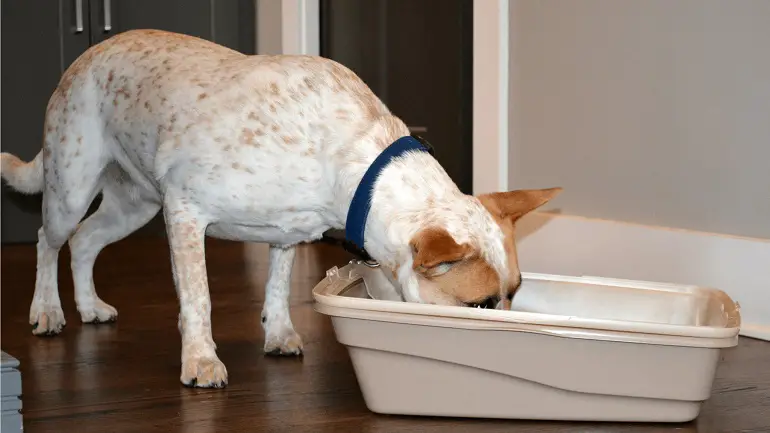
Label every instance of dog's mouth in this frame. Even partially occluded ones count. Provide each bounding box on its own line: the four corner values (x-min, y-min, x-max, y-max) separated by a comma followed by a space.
465, 296, 499, 309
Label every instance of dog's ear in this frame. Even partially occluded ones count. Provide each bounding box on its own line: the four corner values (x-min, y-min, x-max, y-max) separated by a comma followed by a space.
410, 227, 472, 276
478, 187, 562, 222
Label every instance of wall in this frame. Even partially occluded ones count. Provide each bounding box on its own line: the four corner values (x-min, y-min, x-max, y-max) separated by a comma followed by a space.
256, 0, 283, 54
508, 0, 770, 239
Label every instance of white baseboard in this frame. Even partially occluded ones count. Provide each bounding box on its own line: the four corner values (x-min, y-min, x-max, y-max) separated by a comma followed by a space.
740, 324, 770, 342
515, 212, 770, 342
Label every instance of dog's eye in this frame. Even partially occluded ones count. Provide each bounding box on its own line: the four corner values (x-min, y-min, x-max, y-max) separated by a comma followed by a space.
431, 261, 457, 277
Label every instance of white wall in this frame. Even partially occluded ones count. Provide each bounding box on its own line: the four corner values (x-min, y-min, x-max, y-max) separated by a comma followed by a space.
508, 1, 770, 340
508, 0, 770, 239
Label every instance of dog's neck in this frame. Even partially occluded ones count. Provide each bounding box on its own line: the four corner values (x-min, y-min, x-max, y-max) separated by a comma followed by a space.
328, 115, 467, 271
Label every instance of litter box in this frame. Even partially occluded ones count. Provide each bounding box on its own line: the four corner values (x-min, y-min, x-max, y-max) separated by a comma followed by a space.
312, 261, 741, 422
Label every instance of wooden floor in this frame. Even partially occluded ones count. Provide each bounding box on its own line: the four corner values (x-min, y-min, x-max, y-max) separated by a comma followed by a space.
2, 237, 769, 433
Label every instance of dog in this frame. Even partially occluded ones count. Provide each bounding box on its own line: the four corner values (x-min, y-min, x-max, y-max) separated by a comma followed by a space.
0, 29, 561, 388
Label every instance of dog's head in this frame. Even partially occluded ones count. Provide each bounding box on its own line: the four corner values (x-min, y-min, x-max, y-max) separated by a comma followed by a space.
393, 187, 561, 309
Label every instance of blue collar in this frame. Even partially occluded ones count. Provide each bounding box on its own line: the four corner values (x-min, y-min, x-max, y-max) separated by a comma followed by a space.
343, 135, 434, 259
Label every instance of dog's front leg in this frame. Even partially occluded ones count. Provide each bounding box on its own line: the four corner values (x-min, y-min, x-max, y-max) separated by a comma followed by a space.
262, 245, 303, 356
164, 202, 227, 388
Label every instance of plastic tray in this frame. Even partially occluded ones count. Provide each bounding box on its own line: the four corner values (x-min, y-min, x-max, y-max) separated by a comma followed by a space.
312, 262, 741, 422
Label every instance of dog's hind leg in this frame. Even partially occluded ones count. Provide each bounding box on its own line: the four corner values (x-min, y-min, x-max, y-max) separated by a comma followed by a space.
29, 101, 110, 336
262, 245, 303, 356
31, 152, 105, 336
69, 170, 161, 324
29, 227, 67, 336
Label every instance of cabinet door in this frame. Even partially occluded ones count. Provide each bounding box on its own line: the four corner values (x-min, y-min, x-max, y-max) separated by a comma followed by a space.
1, 0, 92, 244
320, 0, 473, 194
88, 0, 256, 54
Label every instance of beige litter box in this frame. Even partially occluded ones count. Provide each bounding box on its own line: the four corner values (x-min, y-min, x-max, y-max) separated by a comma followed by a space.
312, 261, 741, 422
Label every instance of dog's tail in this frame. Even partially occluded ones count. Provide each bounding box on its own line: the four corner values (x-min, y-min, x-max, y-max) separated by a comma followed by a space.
1, 150, 44, 194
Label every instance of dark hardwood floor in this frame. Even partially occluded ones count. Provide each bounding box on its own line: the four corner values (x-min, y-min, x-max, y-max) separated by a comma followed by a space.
1, 236, 768, 433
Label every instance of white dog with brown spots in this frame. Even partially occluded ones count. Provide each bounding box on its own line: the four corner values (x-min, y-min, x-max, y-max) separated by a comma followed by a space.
0, 30, 561, 388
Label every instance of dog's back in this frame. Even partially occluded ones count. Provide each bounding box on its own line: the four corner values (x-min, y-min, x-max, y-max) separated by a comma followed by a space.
50, 29, 387, 188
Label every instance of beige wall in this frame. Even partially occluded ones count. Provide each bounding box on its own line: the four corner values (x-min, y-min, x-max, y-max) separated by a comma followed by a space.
256, 0, 283, 55
508, 0, 770, 239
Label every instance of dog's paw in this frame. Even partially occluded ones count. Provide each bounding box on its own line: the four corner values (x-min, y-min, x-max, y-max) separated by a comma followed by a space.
30, 307, 66, 336
180, 356, 228, 388
264, 330, 304, 356
79, 299, 118, 324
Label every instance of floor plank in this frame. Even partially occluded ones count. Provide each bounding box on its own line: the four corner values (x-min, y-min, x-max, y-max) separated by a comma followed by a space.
2, 237, 768, 432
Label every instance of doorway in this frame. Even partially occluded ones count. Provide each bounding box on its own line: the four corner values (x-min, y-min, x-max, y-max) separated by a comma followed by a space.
319, 0, 474, 194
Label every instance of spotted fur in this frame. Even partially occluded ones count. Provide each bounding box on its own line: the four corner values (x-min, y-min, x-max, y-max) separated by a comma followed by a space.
0, 30, 561, 388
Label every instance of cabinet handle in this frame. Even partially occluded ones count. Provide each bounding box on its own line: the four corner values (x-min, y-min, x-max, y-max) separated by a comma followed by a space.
74, 0, 84, 33
103, 0, 112, 32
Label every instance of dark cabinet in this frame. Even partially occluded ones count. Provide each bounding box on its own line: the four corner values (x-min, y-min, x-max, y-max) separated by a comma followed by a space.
1, 0, 90, 245
1, 0, 256, 244
87, 0, 255, 52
